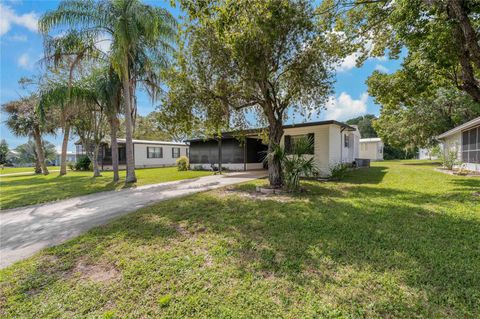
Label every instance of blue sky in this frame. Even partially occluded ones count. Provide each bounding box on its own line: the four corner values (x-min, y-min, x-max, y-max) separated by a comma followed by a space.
0, 0, 403, 151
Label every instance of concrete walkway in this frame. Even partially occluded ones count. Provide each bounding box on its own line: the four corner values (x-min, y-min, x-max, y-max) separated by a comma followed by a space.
0, 171, 266, 269
0, 169, 62, 177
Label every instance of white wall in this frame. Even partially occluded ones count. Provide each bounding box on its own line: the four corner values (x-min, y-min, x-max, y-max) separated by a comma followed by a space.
134, 143, 189, 168
281, 125, 331, 176
359, 141, 384, 161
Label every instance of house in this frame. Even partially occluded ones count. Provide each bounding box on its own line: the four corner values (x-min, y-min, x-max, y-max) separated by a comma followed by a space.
359, 138, 384, 161
76, 138, 189, 170
54, 151, 77, 166
186, 120, 361, 176
418, 148, 439, 160
437, 117, 480, 172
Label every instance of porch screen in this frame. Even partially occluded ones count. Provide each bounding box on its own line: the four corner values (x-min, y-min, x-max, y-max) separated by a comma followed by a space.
462, 126, 480, 163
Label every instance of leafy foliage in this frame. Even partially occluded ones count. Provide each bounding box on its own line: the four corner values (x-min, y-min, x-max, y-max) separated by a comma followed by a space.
345, 114, 378, 138
328, 162, 349, 181
441, 149, 460, 170
14, 140, 57, 165
176, 156, 189, 171
0, 139, 8, 165
74, 155, 92, 171
265, 136, 317, 192
161, 0, 341, 187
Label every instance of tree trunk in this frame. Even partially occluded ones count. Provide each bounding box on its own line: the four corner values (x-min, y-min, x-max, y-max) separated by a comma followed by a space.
109, 116, 120, 182
447, 0, 480, 102
33, 125, 49, 175
92, 145, 101, 177
34, 155, 42, 174
59, 121, 70, 176
122, 75, 137, 183
267, 119, 284, 188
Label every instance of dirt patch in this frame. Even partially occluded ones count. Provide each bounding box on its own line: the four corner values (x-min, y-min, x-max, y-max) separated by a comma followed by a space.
72, 259, 120, 283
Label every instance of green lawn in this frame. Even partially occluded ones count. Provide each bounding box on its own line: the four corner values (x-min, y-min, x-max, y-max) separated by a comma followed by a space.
0, 166, 60, 175
1, 160, 479, 318
0, 167, 211, 210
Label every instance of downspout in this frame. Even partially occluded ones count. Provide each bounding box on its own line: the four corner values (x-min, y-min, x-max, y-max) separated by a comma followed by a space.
340, 127, 346, 163
218, 137, 222, 173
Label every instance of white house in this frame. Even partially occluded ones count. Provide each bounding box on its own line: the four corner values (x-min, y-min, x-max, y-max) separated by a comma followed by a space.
359, 138, 384, 161
54, 151, 77, 166
187, 120, 361, 176
76, 138, 189, 170
418, 148, 439, 160
437, 117, 480, 172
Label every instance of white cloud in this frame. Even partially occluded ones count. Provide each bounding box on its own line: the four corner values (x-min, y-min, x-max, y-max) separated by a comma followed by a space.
374, 64, 389, 73
0, 3, 39, 36
336, 52, 359, 72
17, 53, 30, 69
7, 33, 27, 41
324, 92, 368, 121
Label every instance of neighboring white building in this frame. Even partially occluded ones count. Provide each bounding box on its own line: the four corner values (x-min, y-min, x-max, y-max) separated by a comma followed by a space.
418, 148, 439, 160
76, 138, 189, 170
359, 138, 384, 161
437, 117, 480, 172
54, 151, 77, 166
187, 120, 361, 176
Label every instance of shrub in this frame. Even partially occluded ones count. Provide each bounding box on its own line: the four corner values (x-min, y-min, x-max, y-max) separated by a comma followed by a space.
264, 136, 318, 192
441, 148, 459, 170
75, 156, 91, 171
329, 162, 349, 181
67, 162, 75, 170
176, 156, 189, 171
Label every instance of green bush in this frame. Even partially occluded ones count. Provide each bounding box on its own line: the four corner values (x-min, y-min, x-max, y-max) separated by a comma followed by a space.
329, 162, 350, 181
67, 162, 75, 170
176, 156, 189, 171
441, 148, 459, 170
264, 136, 317, 192
75, 156, 91, 171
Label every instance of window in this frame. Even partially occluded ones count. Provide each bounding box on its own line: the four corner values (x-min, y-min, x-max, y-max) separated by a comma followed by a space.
344, 134, 349, 148
462, 126, 480, 163
147, 147, 162, 158
284, 134, 314, 154
172, 147, 180, 158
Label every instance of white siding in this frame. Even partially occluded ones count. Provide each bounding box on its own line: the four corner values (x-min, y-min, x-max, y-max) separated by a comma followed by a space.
134, 143, 189, 168
281, 125, 331, 175
359, 141, 384, 161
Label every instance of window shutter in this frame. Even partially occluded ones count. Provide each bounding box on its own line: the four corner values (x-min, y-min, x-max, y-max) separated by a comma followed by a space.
307, 133, 314, 154
284, 135, 291, 153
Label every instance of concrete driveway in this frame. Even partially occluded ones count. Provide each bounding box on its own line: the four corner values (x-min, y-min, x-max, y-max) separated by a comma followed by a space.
0, 170, 266, 269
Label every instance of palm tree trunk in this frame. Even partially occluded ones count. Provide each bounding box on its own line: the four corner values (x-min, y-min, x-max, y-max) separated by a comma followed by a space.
33, 125, 49, 175
59, 121, 70, 176
109, 116, 120, 182
92, 144, 101, 177
122, 75, 137, 183
34, 155, 42, 174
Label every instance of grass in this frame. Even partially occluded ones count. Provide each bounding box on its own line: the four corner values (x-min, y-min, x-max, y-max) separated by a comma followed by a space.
0, 160, 479, 318
0, 167, 211, 210
0, 166, 60, 175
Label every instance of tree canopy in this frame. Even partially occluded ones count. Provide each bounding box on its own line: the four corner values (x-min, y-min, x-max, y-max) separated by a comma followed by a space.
161, 0, 342, 186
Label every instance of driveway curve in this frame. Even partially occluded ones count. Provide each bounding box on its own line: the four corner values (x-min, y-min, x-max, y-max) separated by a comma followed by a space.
0, 171, 266, 269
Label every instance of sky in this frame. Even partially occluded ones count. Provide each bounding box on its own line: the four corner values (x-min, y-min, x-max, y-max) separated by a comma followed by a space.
0, 0, 403, 152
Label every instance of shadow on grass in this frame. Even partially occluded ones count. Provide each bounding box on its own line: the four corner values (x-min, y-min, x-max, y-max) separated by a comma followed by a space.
401, 161, 442, 166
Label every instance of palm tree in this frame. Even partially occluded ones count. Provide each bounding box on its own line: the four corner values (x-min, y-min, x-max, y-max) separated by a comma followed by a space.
40, 0, 177, 183
2, 95, 56, 175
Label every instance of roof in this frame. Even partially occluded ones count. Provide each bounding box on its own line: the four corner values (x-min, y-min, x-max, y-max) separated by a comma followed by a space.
360, 138, 382, 143
75, 138, 187, 146
437, 117, 480, 139
185, 120, 355, 142
116, 138, 187, 146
